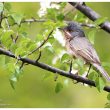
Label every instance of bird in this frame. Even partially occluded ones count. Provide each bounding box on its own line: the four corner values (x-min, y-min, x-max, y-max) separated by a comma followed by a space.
59, 21, 110, 81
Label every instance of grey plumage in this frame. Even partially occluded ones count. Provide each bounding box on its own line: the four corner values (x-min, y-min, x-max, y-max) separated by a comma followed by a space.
60, 21, 110, 81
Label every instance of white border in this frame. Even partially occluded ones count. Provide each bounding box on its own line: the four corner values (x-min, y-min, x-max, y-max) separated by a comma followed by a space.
1, 0, 110, 2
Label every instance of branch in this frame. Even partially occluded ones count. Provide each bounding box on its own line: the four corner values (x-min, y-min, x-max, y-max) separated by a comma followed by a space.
80, 23, 96, 28
9, 18, 46, 27
69, 2, 110, 33
28, 30, 54, 55
0, 48, 110, 92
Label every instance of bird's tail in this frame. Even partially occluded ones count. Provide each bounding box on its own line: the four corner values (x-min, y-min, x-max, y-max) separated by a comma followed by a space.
93, 63, 110, 81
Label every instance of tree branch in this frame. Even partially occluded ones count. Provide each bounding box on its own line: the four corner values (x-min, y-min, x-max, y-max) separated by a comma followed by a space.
9, 18, 46, 27
69, 2, 110, 33
28, 29, 54, 55
0, 47, 110, 92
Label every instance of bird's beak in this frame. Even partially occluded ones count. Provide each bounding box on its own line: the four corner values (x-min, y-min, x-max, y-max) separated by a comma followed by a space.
58, 27, 65, 31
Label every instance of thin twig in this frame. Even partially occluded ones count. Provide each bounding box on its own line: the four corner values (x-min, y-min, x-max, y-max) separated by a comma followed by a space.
20, 62, 24, 70
14, 32, 19, 43
9, 18, 46, 27
35, 51, 42, 62
80, 23, 96, 28
28, 30, 54, 56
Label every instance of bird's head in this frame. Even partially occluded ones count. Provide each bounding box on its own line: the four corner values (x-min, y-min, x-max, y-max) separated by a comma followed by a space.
59, 21, 81, 32
59, 21, 84, 39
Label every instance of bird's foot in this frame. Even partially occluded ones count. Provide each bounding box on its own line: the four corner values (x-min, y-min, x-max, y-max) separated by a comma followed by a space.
69, 60, 73, 75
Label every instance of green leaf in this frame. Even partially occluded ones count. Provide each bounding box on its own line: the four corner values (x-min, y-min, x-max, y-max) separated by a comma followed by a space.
73, 12, 87, 22
9, 75, 17, 89
60, 2, 67, 9
74, 58, 84, 68
45, 46, 54, 53
88, 29, 97, 44
107, 93, 110, 101
47, 8, 57, 20
55, 82, 63, 93
73, 63, 79, 70
88, 71, 98, 81
7, 63, 15, 73
0, 3, 3, 13
94, 17, 107, 25
1, 30, 14, 48
35, 34, 44, 42
48, 36, 55, 44
42, 73, 51, 80
4, 3, 11, 11
28, 43, 37, 52
0, 55, 5, 67
105, 102, 110, 108
61, 53, 70, 63
10, 43, 18, 52
95, 77, 106, 92
56, 13, 65, 21
15, 47, 27, 57
78, 68, 86, 75
1, 30, 14, 42
64, 79, 69, 86
11, 13, 24, 25
7, 16, 15, 26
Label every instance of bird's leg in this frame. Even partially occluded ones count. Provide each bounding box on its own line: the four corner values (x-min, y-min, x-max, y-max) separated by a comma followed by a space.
86, 64, 92, 77
69, 60, 73, 74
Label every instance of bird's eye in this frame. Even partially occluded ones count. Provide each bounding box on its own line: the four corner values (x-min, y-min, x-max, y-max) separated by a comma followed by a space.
68, 29, 74, 32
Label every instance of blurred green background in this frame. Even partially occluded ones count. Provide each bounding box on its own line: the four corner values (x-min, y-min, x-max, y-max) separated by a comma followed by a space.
0, 2, 110, 108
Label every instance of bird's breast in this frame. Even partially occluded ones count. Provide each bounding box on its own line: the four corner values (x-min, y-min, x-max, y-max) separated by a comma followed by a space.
65, 40, 77, 57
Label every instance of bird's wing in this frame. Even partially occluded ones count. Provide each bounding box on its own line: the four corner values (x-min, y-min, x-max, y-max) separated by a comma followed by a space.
70, 37, 100, 64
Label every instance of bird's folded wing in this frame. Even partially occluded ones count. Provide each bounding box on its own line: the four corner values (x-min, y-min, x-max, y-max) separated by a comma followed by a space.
70, 37, 100, 64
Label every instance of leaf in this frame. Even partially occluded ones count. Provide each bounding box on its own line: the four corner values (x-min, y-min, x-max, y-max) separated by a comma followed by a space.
60, 2, 67, 9
95, 77, 106, 92
107, 93, 110, 101
73, 12, 87, 22
35, 34, 44, 42
47, 8, 57, 20
61, 53, 70, 63
28, 43, 37, 52
45, 46, 54, 53
0, 3, 3, 13
1, 30, 14, 48
9, 75, 17, 89
56, 13, 65, 21
48, 36, 55, 44
7, 63, 15, 73
88, 71, 98, 81
15, 47, 27, 57
11, 13, 24, 25
75, 58, 84, 68
7, 16, 15, 26
55, 82, 63, 93
78, 68, 86, 75
44, 42, 54, 53
105, 102, 110, 108
42, 73, 51, 80
94, 17, 107, 25
64, 79, 69, 86
4, 3, 11, 11
88, 29, 97, 44
0, 55, 5, 66
72, 63, 79, 70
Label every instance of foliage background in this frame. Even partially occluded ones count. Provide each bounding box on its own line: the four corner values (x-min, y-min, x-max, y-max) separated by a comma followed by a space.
0, 2, 110, 108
